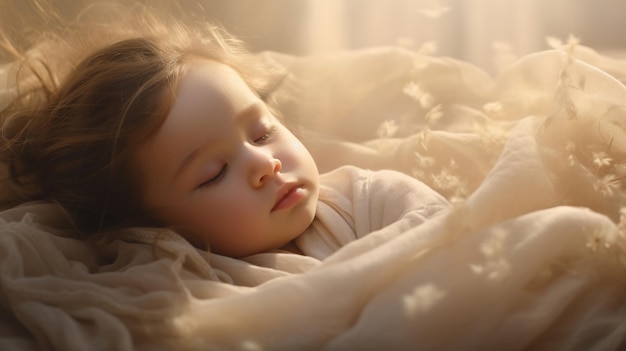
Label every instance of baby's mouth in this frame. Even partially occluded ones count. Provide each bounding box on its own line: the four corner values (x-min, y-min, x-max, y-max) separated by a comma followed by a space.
272, 183, 304, 212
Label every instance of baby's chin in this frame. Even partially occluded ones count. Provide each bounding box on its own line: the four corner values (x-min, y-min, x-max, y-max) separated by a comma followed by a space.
265, 210, 316, 256
277, 240, 304, 255
216, 195, 317, 257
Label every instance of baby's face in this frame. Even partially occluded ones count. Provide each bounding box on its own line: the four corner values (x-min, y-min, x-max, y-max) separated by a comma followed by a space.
135, 60, 319, 257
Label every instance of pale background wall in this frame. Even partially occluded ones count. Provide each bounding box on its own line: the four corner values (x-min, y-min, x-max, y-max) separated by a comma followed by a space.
204, 0, 626, 72
3, 0, 626, 71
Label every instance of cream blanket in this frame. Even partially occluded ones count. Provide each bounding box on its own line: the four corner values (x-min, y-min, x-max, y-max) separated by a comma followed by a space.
1, 43, 626, 350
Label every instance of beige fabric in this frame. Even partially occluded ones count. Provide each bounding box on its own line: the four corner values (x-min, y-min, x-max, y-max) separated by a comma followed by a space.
295, 165, 449, 260
1, 44, 626, 350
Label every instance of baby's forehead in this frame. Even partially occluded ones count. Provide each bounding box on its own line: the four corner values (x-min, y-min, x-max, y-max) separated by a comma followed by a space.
174, 60, 253, 97
171, 61, 257, 113
146, 61, 269, 150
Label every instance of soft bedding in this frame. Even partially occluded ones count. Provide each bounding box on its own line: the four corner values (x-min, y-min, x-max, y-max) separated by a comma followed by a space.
1, 42, 626, 350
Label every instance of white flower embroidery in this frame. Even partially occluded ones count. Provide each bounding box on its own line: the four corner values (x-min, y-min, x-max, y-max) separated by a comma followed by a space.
403, 284, 447, 316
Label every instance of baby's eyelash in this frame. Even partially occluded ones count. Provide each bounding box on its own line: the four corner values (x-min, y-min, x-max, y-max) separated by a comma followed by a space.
198, 164, 228, 188
254, 125, 277, 144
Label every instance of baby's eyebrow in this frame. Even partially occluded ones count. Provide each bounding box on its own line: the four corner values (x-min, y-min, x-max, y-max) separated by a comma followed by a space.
235, 101, 266, 123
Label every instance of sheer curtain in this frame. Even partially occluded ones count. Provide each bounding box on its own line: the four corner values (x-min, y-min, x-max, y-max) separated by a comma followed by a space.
4, 0, 626, 71
299, 0, 625, 71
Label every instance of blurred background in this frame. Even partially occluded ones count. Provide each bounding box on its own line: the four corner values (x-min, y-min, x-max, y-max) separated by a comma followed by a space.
3, 0, 626, 72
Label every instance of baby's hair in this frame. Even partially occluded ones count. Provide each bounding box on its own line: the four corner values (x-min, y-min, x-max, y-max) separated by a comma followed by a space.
0, 3, 286, 234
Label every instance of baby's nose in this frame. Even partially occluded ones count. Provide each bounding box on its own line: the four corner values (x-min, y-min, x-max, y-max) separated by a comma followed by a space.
252, 153, 282, 187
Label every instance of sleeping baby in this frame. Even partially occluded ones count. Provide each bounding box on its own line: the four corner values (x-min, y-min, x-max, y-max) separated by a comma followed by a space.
0, 5, 449, 260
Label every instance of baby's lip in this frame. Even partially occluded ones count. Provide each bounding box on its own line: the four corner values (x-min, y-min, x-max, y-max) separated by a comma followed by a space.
272, 182, 301, 211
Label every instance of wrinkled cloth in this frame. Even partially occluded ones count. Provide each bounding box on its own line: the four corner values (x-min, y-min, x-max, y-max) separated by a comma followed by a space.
0, 44, 626, 350
295, 166, 449, 260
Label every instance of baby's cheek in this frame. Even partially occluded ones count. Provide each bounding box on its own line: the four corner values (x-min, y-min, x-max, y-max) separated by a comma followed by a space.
290, 138, 306, 151
212, 194, 257, 228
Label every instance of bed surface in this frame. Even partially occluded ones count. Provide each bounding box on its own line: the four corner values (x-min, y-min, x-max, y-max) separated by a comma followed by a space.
1, 43, 626, 350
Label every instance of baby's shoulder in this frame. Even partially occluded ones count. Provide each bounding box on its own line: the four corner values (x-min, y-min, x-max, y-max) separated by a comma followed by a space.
320, 165, 427, 194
